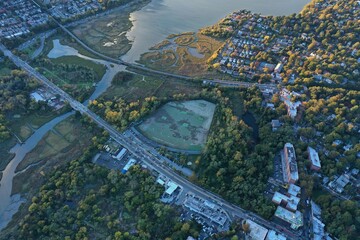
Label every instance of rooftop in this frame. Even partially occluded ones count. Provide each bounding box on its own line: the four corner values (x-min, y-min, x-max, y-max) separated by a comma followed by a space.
165, 181, 179, 195
272, 192, 300, 211
274, 206, 303, 229
184, 196, 227, 226
313, 217, 325, 240
287, 184, 301, 196
308, 146, 321, 169
265, 230, 287, 240
246, 219, 268, 240
311, 201, 322, 218
284, 143, 299, 182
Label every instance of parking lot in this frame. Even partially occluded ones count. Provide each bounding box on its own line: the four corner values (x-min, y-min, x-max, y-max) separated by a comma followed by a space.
93, 152, 131, 171
180, 208, 219, 239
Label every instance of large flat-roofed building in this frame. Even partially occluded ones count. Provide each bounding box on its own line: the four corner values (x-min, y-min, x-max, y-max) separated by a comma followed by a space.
287, 184, 301, 196
184, 196, 227, 226
121, 159, 136, 174
245, 219, 268, 240
265, 230, 287, 240
274, 206, 303, 229
307, 146, 321, 171
310, 201, 333, 240
283, 143, 299, 183
113, 148, 127, 161
165, 181, 179, 195
272, 192, 300, 212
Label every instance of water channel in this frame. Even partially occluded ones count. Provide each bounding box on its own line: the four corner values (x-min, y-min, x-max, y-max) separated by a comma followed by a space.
0, 40, 125, 231
0, 0, 311, 230
122, 0, 310, 62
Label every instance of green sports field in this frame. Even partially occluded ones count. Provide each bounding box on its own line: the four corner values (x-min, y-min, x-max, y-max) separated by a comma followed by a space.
138, 100, 215, 151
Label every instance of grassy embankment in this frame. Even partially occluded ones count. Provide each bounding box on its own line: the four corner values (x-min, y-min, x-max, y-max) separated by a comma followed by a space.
1, 116, 94, 234
0, 106, 67, 173
11, 116, 93, 196
101, 70, 202, 101
0, 61, 64, 172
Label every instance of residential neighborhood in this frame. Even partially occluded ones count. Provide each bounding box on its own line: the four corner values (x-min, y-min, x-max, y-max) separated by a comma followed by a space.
0, 0, 48, 39
0, 0, 358, 239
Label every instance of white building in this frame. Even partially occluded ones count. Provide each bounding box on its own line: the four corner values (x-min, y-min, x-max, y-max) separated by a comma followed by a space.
307, 146, 321, 171
245, 219, 268, 240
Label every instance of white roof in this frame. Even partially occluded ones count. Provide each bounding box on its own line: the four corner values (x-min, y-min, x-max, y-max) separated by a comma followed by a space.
165, 181, 178, 195
115, 148, 127, 160
30, 92, 45, 102
275, 206, 303, 229
288, 184, 301, 196
272, 192, 300, 211
156, 178, 165, 186
265, 230, 287, 240
311, 201, 322, 217
204, 200, 216, 209
246, 219, 268, 240
123, 159, 136, 171
308, 147, 321, 168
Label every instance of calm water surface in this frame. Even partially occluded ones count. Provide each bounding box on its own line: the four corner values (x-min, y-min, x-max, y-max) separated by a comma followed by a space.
0, 41, 125, 231
122, 0, 310, 62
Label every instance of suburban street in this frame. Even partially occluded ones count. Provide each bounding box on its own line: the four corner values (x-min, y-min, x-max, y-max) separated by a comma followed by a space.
0, 42, 302, 238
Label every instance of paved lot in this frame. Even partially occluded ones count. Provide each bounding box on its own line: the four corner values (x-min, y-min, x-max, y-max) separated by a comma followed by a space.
93, 152, 129, 170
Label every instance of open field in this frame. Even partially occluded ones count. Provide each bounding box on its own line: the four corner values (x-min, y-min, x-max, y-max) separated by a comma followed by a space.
35, 54, 106, 101
51, 55, 106, 78
137, 100, 216, 151
0, 109, 63, 174
139, 33, 224, 77
13, 116, 93, 194
19, 39, 41, 58
100, 71, 202, 101
8, 110, 61, 142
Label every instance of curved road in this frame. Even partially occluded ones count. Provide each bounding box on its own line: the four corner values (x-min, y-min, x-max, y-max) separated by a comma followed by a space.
0, 42, 300, 239
50, 17, 278, 92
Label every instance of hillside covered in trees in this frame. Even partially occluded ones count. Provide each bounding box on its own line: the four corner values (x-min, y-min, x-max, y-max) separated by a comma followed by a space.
1, 147, 201, 240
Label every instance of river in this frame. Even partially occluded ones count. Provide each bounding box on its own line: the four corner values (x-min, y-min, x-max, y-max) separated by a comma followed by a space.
122, 0, 310, 62
0, 40, 124, 231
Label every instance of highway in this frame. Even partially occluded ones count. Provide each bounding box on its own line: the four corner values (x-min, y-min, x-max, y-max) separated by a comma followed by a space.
0, 43, 300, 238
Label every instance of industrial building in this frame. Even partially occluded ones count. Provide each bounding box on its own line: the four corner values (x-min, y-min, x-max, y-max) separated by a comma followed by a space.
282, 143, 299, 183
307, 146, 321, 171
